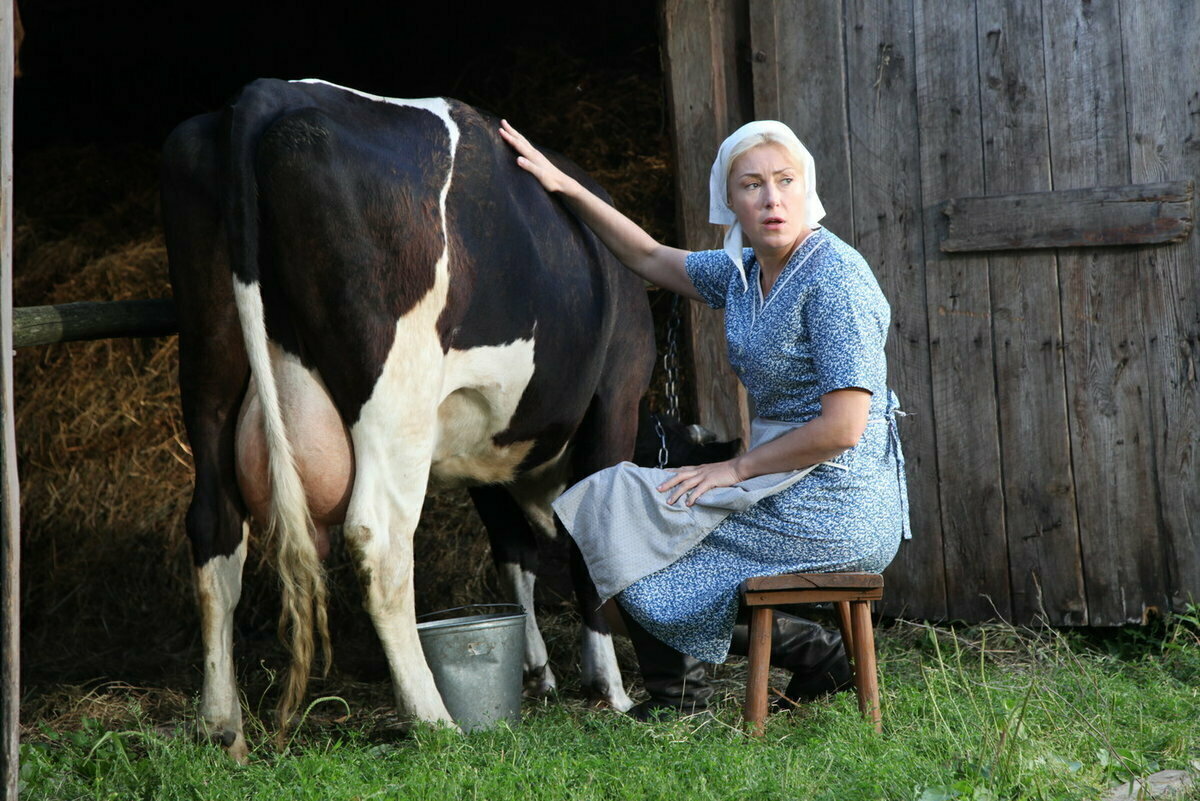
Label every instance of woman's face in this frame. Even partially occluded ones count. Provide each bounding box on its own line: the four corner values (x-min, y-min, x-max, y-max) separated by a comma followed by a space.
727, 142, 809, 256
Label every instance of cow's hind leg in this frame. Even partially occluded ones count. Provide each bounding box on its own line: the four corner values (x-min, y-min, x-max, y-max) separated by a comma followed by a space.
343, 386, 455, 727
565, 528, 633, 711
562, 397, 646, 712
563, 276, 654, 710
469, 485, 557, 697
163, 112, 251, 761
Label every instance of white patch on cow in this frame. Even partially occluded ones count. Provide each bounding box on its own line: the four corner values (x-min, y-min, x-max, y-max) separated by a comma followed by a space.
291, 79, 459, 152
195, 529, 249, 761
432, 338, 537, 486
582, 629, 634, 712
335, 96, 463, 726
497, 563, 556, 694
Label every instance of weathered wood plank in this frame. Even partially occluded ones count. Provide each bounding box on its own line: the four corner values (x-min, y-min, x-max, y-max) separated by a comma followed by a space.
1, 0, 18, 795
941, 180, 1194, 252
1043, 0, 1166, 625
975, 0, 1086, 625
12, 298, 178, 348
1120, 1, 1200, 615
844, 0, 947, 621
913, 0, 1012, 621
749, 0, 854, 238
660, 0, 751, 444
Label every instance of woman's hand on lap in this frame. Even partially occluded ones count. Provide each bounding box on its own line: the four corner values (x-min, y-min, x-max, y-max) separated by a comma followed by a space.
658, 460, 745, 506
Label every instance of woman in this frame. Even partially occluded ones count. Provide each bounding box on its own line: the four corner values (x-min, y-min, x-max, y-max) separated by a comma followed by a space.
499, 119, 909, 718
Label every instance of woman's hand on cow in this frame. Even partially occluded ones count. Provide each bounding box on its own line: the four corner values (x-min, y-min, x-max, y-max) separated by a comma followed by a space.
500, 120, 575, 195
658, 460, 746, 506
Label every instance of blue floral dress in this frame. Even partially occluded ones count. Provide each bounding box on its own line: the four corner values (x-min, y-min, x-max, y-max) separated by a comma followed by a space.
617, 227, 910, 663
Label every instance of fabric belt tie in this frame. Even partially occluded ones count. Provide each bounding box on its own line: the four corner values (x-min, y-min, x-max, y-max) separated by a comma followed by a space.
876, 389, 911, 540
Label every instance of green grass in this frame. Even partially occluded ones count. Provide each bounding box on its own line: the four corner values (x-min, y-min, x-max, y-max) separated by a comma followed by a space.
20, 610, 1200, 801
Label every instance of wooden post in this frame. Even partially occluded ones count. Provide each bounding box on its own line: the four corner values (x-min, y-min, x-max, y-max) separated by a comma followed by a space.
659, 0, 751, 445
743, 606, 772, 735
1, 0, 18, 795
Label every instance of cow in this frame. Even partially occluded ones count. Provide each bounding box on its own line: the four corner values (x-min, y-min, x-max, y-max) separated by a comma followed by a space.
161, 77, 654, 759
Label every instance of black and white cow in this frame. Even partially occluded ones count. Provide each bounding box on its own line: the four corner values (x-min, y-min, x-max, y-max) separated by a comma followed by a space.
161, 78, 654, 758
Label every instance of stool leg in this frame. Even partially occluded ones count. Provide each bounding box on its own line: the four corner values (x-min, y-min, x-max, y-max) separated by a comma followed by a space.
849, 601, 882, 733
835, 600, 855, 666
744, 606, 773, 736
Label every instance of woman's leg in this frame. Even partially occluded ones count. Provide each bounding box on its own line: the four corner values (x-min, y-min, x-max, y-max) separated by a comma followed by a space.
616, 605, 712, 719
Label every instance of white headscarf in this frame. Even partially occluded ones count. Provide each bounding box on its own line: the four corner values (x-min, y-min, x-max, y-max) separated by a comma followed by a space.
708, 120, 826, 291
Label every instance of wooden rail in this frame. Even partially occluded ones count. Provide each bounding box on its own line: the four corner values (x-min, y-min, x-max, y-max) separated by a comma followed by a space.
11, 299, 177, 348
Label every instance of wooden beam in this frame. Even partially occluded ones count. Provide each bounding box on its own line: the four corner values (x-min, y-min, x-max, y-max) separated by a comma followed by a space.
12, 299, 177, 348
1, 0, 19, 795
941, 180, 1194, 252
659, 0, 751, 445
846, 0, 948, 622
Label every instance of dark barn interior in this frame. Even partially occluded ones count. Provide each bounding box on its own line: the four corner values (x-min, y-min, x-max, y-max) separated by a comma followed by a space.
13, 1, 679, 729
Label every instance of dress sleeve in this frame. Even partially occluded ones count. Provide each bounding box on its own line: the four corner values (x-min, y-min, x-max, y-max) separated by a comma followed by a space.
684, 249, 734, 309
803, 265, 887, 397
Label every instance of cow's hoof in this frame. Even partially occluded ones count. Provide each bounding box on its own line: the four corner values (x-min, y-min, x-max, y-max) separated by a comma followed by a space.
225, 732, 250, 764
523, 663, 557, 698
190, 721, 249, 763
208, 727, 248, 763
585, 683, 634, 713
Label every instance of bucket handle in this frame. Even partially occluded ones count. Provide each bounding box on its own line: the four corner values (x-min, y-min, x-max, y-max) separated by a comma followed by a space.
417, 603, 525, 622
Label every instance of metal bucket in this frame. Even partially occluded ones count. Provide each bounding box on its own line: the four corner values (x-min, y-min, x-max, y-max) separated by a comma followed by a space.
416, 604, 526, 732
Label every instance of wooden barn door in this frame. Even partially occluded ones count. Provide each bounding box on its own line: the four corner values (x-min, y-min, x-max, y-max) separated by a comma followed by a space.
747, 0, 1198, 624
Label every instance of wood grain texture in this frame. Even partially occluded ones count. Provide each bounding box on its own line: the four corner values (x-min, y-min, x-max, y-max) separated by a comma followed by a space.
1, 0, 18, 795
941, 181, 1194, 252
660, 0, 751, 444
749, 0, 854, 237
850, 601, 882, 732
975, 0, 1086, 625
12, 298, 178, 348
1043, 0, 1166, 625
913, 0, 1011, 621
743, 606, 772, 735
845, 0, 948, 620
743, 588, 884, 606
1120, 1, 1200, 614
742, 572, 883, 592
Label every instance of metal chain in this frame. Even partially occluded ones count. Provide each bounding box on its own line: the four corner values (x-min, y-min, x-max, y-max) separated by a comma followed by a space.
663, 293, 682, 421
655, 415, 669, 470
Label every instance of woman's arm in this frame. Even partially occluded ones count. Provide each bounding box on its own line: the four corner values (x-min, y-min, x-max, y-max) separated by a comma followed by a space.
658, 389, 871, 505
499, 120, 702, 301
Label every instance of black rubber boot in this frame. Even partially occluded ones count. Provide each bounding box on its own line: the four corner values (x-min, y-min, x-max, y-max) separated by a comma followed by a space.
618, 606, 712, 720
728, 610, 853, 709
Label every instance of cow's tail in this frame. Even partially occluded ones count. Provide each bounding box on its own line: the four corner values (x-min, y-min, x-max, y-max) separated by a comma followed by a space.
223, 81, 332, 736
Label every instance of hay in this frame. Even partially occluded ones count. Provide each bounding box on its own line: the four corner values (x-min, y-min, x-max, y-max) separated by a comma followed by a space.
15, 46, 681, 720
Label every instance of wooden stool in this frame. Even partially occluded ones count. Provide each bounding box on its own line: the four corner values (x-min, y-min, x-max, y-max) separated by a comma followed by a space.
740, 572, 884, 735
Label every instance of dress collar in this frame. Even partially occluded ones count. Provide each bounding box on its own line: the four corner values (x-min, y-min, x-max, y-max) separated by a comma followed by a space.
749, 227, 828, 312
